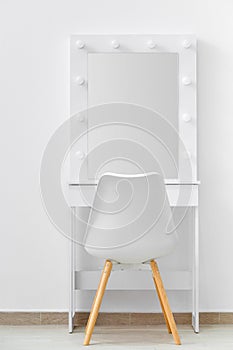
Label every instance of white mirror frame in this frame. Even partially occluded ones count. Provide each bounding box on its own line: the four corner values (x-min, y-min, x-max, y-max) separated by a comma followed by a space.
70, 34, 197, 183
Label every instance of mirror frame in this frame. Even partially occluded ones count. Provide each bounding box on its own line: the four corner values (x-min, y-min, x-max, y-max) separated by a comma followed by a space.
70, 34, 197, 183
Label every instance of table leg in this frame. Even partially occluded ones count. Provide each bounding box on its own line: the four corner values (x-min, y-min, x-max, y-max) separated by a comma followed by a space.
69, 207, 75, 333
192, 206, 199, 333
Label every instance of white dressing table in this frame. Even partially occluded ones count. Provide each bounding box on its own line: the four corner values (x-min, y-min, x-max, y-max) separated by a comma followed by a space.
67, 35, 199, 334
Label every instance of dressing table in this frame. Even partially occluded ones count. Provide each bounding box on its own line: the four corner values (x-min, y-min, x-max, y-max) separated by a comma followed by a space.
66, 35, 199, 334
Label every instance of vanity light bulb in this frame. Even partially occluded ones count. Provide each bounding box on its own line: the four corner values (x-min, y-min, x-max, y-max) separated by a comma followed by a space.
183, 39, 192, 49
182, 113, 192, 122
147, 40, 157, 49
76, 40, 85, 49
76, 76, 85, 86
111, 40, 120, 49
76, 151, 85, 160
182, 76, 192, 86
78, 114, 85, 122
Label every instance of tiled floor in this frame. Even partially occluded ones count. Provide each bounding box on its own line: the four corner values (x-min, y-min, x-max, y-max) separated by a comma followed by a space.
0, 325, 233, 349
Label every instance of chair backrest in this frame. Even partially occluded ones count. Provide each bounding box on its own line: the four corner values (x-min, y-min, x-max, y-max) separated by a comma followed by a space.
84, 172, 178, 264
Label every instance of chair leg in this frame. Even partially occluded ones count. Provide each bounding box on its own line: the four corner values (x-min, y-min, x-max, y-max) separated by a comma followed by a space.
152, 274, 172, 334
83, 260, 112, 346
85, 293, 97, 334
150, 260, 181, 345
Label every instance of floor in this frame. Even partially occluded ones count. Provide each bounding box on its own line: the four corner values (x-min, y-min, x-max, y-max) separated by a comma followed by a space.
1, 325, 233, 350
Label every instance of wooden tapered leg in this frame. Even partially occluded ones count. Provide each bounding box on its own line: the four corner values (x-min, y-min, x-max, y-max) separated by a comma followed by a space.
85, 293, 97, 334
150, 260, 181, 345
83, 260, 112, 346
152, 275, 172, 333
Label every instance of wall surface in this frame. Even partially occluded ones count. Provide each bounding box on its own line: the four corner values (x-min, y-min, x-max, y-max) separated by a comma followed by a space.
1, 0, 233, 312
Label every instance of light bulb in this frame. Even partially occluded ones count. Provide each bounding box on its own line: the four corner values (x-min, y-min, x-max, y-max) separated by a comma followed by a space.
182, 39, 192, 49
76, 40, 85, 49
76, 151, 85, 159
76, 76, 85, 86
78, 114, 85, 122
182, 113, 192, 122
147, 40, 157, 49
111, 40, 120, 49
182, 76, 192, 86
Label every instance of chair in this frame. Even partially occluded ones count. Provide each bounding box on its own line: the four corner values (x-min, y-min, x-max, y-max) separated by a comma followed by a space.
83, 172, 181, 345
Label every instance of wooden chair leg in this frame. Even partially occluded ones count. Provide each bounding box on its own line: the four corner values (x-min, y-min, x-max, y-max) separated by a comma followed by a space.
85, 293, 97, 334
152, 275, 172, 334
83, 260, 112, 346
150, 260, 181, 345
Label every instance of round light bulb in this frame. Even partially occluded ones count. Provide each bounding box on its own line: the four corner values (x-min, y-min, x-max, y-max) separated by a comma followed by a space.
182, 76, 192, 86
78, 114, 85, 123
182, 113, 192, 122
147, 40, 157, 49
76, 151, 85, 159
111, 40, 120, 49
183, 39, 192, 49
76, 76, 85, 86
76, 40, 85, 49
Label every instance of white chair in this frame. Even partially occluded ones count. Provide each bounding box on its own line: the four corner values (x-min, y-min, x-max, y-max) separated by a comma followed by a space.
83, 172, 181, 345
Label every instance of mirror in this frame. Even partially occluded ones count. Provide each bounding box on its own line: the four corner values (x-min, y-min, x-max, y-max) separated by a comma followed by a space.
86, 53, 180, 180
88, 53, 179, 126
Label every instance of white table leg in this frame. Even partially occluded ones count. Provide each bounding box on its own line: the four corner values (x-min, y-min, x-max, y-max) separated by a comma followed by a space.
192, 206, 199, 333
69, 207, 75, 333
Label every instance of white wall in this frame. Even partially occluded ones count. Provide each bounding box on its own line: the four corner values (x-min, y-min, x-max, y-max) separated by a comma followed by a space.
1, 0, 233, 312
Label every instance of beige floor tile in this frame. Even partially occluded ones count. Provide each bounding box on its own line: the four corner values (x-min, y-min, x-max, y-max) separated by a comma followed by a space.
0, 324, 233, 349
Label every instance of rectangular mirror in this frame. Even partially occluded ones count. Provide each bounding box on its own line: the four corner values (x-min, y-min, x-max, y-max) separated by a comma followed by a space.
87, 53, 179, 179
88, 53, 178, 125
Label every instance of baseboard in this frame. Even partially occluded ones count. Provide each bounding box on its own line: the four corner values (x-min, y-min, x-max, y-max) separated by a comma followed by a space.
1, 312, 233, 326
